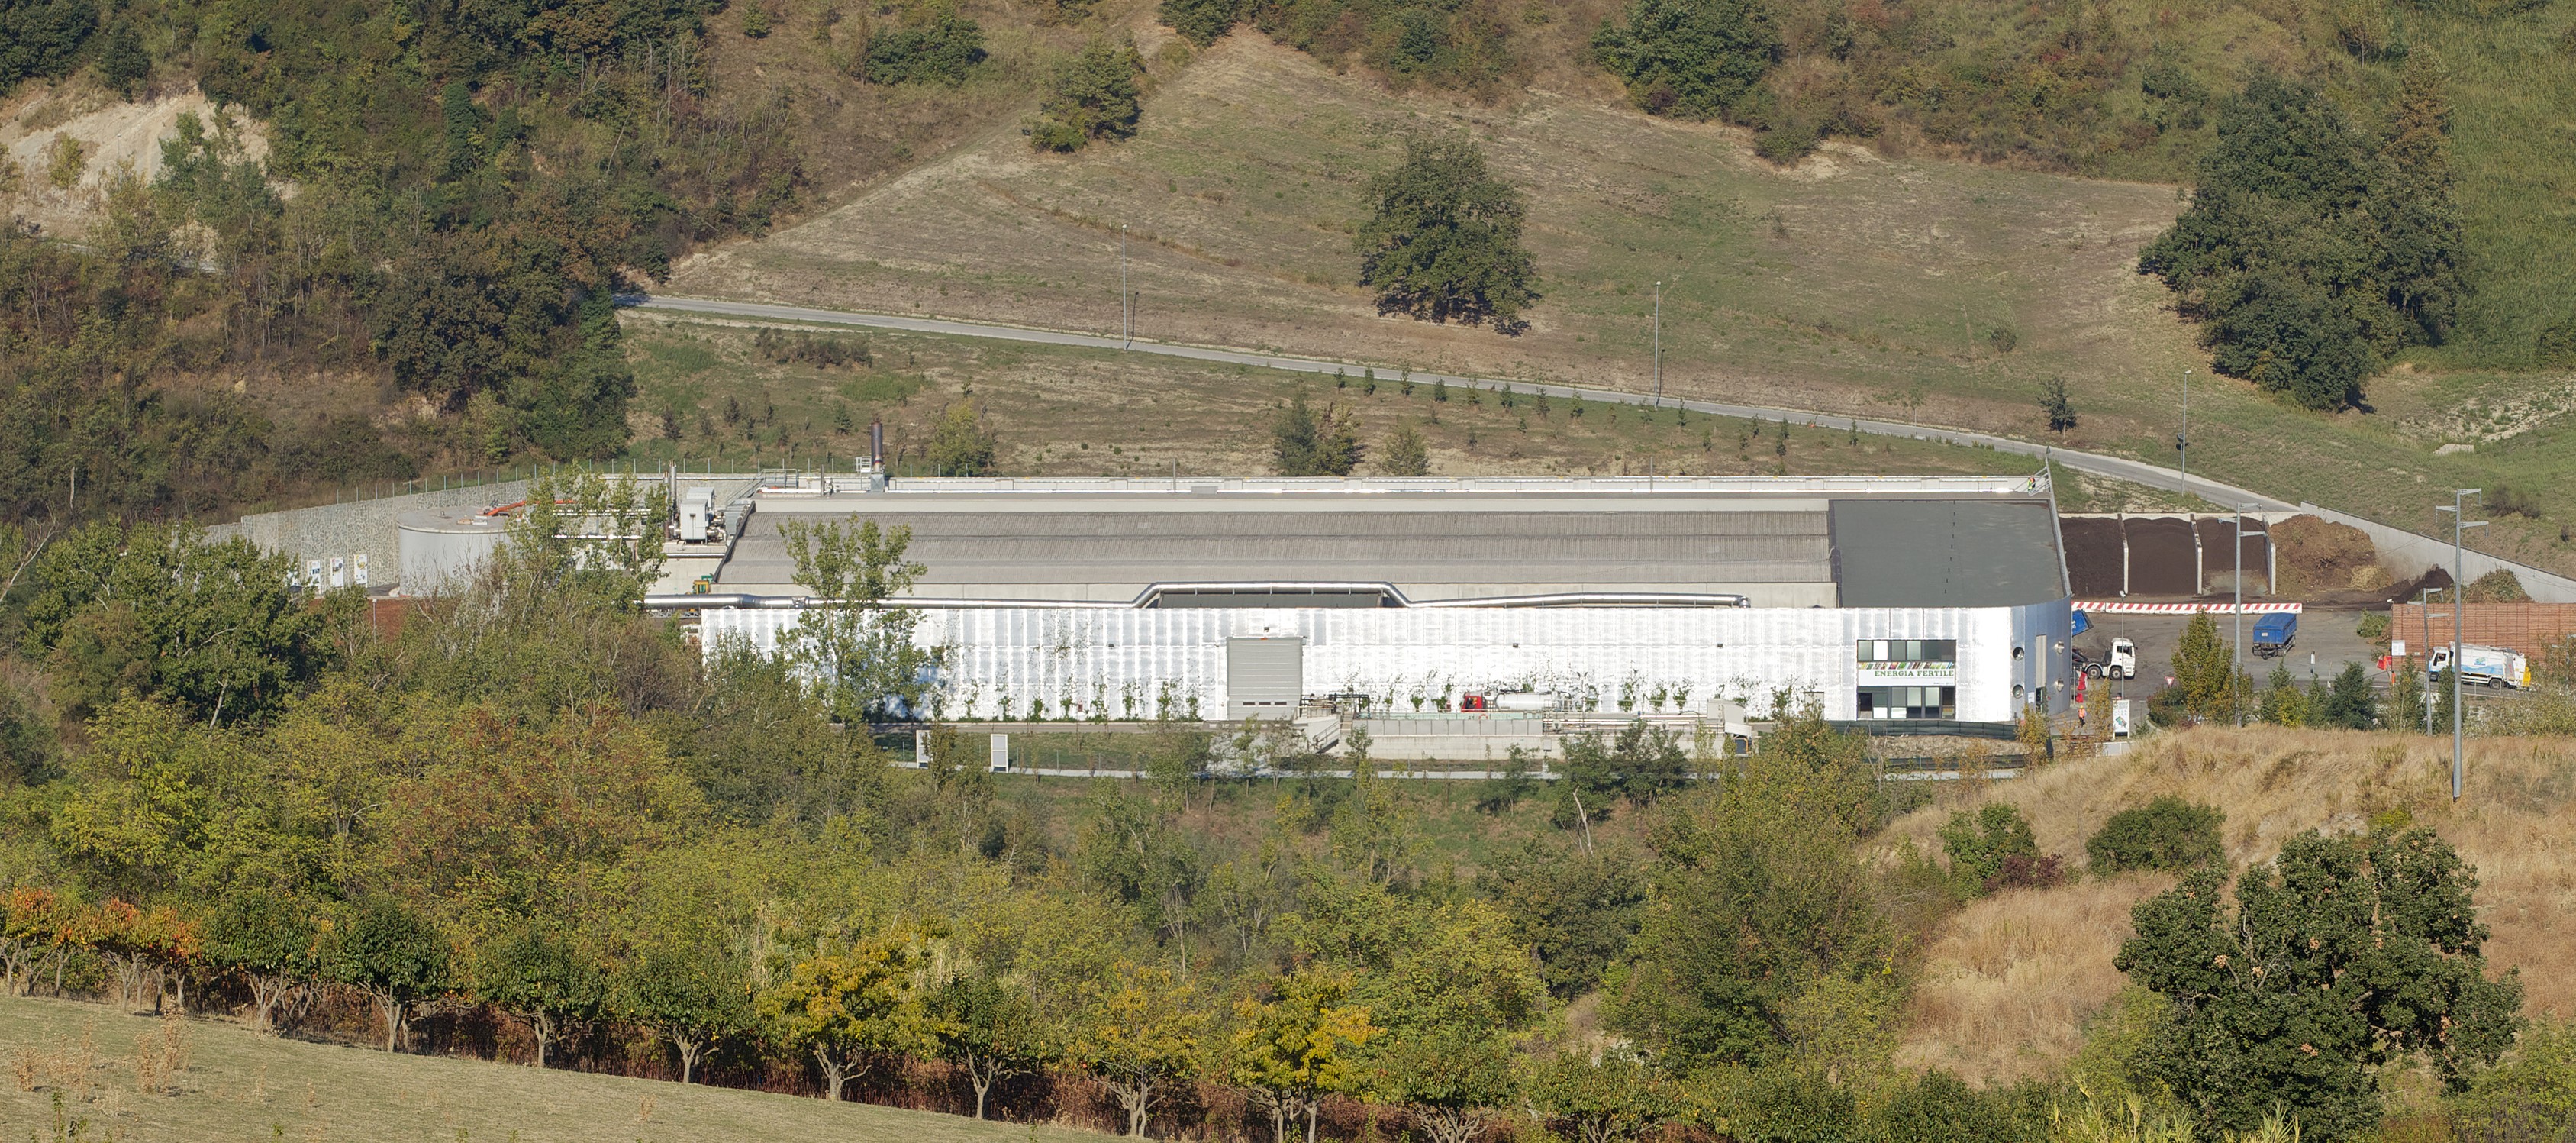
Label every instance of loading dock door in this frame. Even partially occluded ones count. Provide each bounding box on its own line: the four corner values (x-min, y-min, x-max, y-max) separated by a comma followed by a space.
1227, 637, 1305, 721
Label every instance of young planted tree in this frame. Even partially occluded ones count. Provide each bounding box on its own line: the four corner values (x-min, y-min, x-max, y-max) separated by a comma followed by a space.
2037, 375, 2078, 435
474, 924, 607, 1068
1229, 967, 1377, 1143
1074, 964, 1205, 1137
1377, 423, 1431, 477
612, 938, 750, 1083
2117, 828, 2523, 1138
202, 890, 320, 1034
326, 897, 449, 1051
1271, 393, 1365, 476
2319, 661, 2378, 729
1029, 39, 1148, 152
2171, 612, 2239, 719
931, 972, 1059, 1119
1356, 136, 1537, 331
777, 518, 935, 723
756, 933, 943, 1102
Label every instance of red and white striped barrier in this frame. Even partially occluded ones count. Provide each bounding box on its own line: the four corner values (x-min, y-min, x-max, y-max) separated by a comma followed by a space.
2075, 601, 2303, 615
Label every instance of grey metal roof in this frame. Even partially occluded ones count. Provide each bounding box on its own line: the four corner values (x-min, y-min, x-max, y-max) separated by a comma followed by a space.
1829, 499, 2068, 608
709, 478, 2065, 609
722, 501, 1836, 603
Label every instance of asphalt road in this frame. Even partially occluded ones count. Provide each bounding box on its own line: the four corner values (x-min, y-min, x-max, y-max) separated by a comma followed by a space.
626, 294, 2297, 512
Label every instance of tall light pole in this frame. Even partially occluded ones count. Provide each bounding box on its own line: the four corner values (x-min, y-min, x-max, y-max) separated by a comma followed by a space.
2233, 502, 2249, 726
1652, 280, 1664, 407
2178, 369, 2191, 496
2434, 489, 2485, 802
1120, 224, 1131, 349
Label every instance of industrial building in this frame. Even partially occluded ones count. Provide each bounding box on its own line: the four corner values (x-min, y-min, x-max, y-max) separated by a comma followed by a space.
669, 474, 2075, 731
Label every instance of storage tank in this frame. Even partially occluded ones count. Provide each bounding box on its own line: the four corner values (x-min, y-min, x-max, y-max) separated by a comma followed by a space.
395, 507, 512, 595
1491, 692, 1560, 712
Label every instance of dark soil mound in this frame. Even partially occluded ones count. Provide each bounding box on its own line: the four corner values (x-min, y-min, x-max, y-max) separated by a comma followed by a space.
2272, 515, 2381, 596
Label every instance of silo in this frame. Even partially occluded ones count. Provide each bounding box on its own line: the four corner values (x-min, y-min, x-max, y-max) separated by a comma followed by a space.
395, 507, 512, 595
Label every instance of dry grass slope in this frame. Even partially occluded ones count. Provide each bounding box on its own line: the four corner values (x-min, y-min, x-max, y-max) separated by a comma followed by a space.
0, 993, 1111, 1143
675, 32, 2576, 573
1885, 728, 2576, 1086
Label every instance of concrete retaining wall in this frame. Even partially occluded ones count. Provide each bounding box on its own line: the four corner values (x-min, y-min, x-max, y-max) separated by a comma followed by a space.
2299, 504, 2576, 604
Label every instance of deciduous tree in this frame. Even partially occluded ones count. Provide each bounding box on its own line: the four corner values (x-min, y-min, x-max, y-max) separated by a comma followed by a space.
2117, 828, 2523, 1138
1356, 136, 1537, 331
1230, 968, 1377, 1143
1074, 964, 1206, 1137
474, 925, 607, 1068
777, 518, 934, 723
931, 971, 1059, 1118
203, 890, 321, 1033
326, 896, 449, 1052
757, 931, 944, 1102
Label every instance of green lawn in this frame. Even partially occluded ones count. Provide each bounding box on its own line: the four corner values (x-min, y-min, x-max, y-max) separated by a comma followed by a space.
0, 994, 1109, 1143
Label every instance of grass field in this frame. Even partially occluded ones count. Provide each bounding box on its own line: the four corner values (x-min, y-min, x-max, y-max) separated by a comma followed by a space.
0, 993, 1108, 1143
617, 310, 2206, 510
669, 32, 2576, 575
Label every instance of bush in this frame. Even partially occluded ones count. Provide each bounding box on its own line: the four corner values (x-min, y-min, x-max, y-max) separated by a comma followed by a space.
1938, 802, 2043, 897
2086, 796, 2224, 873
1028, 39, 1146, 153
1591, 0, 1782, 121
1158, 0, 1245, 46
862, 12, 987, 86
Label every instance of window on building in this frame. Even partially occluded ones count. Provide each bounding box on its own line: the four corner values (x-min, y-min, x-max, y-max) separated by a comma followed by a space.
1855, 639, 1958, 664
1855, 686, 1956, 719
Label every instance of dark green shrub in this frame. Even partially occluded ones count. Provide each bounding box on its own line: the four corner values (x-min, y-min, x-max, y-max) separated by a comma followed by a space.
1871, 1070, 2051, 1143
2086, 795, 2223, 873
1027, 39, 1146, 153
1591, 0, 1781, 121
862, 12, 987, 86
1938, 802, 2040, 897
1158, 0, 1245, 45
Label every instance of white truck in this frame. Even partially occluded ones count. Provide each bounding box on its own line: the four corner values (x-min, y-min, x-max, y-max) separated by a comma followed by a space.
2426, 643, 2530, 689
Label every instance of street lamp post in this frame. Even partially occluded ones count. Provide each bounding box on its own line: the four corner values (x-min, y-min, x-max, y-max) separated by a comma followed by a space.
1120, 224, 1131, 348
2417, 585, 2445, 735
2178, 369, 2191, 496
1652, 280, 1664, 408
2233, 503, 2251, 725
2433, 489, 2486, 802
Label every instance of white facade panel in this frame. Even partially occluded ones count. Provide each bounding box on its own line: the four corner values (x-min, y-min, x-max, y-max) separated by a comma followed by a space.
701, 599, 2074, 724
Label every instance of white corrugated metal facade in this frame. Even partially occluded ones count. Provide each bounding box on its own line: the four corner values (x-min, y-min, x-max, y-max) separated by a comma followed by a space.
700, 601, 2071, 723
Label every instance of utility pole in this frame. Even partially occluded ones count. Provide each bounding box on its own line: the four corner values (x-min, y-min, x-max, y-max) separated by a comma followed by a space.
1120, 224, 1131, 349
1652, 280, 1663, 407
2434, 489, 2484, 802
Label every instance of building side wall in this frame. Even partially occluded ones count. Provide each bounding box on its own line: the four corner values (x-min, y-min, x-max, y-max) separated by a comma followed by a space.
702, 602, 2075, 724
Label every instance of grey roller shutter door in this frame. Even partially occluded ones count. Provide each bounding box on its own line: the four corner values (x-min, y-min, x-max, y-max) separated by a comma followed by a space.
1226, 637, 1305, 720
